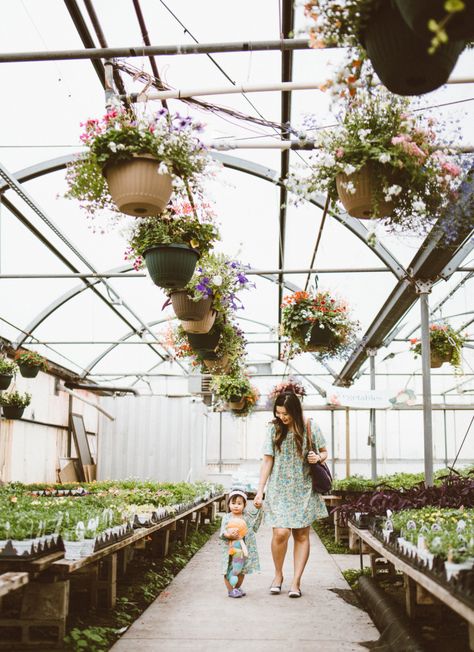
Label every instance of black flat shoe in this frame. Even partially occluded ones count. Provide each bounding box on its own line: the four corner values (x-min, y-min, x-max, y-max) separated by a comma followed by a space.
288, 589, 302, 598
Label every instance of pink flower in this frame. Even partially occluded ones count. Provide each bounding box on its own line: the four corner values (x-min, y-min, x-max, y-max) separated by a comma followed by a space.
335, 147, 345, 158
441, 161, 461, 177
391, 134, 409, 145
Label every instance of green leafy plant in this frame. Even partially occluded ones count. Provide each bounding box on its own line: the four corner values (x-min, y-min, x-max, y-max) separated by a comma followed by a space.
342, 567, 372, 588
231, 384, 260, 417
65, 107, 213, 218
124, 203, 219, 270
0, 357, 17, 375
212, 372, 252, 402
280, 288, 359, 360
14, 350, 49, 370
288, 87, 465, 236
0, 390, 31, 408
411, 323, 466, 369
304, 0, 379, 50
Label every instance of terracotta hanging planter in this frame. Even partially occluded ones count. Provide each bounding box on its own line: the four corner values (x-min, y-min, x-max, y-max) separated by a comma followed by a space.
228, 397, 245, 410
430, 349, 453, 369
171, 292, 213, 322
144, 244, 199, 290
362, 0, 464, 96
181, 311, 216, 335
202, 353, 230, 374
103, 155, 173, 217
296, 322, 340, 353
336, 164, 394, 219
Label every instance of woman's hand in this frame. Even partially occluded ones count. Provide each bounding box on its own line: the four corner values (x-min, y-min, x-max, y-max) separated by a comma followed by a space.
307, 451, 321, 465
254, 491, 264, 508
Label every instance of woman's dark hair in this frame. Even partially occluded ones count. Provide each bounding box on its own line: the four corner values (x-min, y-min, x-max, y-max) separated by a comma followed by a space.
272, 392, 305, 457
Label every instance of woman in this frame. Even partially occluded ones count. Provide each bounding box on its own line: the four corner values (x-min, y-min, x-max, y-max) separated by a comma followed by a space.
254, 391, 328, 598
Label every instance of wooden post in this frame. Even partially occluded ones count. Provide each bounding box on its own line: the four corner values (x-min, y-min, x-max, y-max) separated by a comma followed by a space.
153, 529, 170, 558
98, 553, 117, 609
345, 408, 350, 478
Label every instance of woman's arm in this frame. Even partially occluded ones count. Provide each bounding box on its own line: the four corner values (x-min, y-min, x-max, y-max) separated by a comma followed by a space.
254, 454, 274, 507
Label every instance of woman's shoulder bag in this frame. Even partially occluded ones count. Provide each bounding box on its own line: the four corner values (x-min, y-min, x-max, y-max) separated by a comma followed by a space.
306, 419, 332, 494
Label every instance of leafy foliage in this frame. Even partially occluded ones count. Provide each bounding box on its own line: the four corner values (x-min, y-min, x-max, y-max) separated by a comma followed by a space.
0, 357, 17, 375
14, 350, 49, 370
411, 323, 467, 370
0, 390, 31, 408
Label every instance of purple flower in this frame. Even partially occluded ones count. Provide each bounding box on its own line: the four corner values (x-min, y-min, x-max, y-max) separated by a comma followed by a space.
237, 273, 248, 285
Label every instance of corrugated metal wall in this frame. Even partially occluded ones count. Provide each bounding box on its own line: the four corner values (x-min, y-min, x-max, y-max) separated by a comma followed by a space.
97, 396, 208, 482
0, 371, 100, 483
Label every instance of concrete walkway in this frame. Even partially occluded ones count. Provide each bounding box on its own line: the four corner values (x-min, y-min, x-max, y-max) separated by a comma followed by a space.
111, 522, 379, 651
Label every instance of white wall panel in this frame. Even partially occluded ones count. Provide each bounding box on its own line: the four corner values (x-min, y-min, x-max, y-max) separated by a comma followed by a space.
97, 396, 207, 482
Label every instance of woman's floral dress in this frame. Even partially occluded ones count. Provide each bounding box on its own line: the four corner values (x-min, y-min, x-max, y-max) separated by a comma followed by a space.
263, 418, 328, 528
219, 506, 264, 574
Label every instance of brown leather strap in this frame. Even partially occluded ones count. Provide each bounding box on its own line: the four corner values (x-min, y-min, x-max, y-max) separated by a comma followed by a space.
306, 418, 313, 453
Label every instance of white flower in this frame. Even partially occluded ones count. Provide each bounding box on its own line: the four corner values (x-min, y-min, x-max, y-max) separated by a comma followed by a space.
357, 128, 371, 141
116, 143, 126, 151
212, 275, 223, 286
157, 162, 169, 175
412, 199, 426, 213
343, 164, 357, 176
343, 181, 356, 195
108, 142, 117, 152
319, 152, 336, 167
386, 184, 402, 197
378, 153, 391, 164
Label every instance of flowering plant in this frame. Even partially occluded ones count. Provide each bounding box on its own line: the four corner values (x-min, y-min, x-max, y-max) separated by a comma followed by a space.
65, 106, 212, 218
267, 376, 306, 407
232, 385, 261, 417
14, 350, 49, 371
280, 289, 359, 359
304, 0, 377, 50
179, 252, 254, 315
289, 88, 464, 234
410, 323, 466, 369
0, 357, 17, 375
124, 201, 220, 270
212, 372, 252, 402
0, 391, 32, 408
208, 320, 247, 368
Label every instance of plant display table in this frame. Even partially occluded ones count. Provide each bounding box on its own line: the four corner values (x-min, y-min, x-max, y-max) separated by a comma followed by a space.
349, 523, 474, 650
0, 572, 28, 598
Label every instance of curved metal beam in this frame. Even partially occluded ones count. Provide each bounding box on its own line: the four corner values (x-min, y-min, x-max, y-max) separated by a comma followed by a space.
6, 154, 407, 280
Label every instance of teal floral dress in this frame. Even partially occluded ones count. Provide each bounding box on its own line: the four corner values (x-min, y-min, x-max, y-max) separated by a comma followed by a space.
263, 418, 328, 528
219, 507, 264, 575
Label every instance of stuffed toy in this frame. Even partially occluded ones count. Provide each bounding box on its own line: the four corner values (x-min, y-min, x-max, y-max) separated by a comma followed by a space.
226, 517, 249, 588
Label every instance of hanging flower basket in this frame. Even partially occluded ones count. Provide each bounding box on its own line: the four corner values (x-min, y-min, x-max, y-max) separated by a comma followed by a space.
2, 406, 25, 420
395, 0, 474, 42
362, 0, 464, 96
144, 244, 199, 289
186, 327, 221, 353
202, 353, 230, 375
181, 311, 216, 335
430, 349, 453, 369
0, 374, 13, 391
171, 292, 213, 322
296, 322, 340, 352
103, 155, 173, 217
228, 397, 245, 410
336, 164, 394, 219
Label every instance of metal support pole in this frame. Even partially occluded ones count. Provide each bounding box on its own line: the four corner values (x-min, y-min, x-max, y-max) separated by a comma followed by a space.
367, 348, 377, 481
443, 406, 448, 467
218, 411, 223, 474
417, 281, 434, 486
104, 59, 117, 109
345, 408, 350, 478
330, 409, 335, 478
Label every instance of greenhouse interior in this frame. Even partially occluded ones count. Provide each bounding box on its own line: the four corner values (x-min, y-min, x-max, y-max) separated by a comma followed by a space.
0, 1, 474, 650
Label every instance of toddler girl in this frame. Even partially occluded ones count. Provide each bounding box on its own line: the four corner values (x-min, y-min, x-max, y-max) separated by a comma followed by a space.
220, 488, 263, 598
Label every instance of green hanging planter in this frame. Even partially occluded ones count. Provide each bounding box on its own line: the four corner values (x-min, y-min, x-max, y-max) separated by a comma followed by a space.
18, 364, 40, 379
2, 406, 25, 420
144, 244, 199, 290
395, 0, 474, 41
363, 0, 465, 96
0, 374, 13, 391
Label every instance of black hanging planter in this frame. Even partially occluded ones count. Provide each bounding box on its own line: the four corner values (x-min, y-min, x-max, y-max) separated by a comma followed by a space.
19, 364, 40, 379
296, 322, 338, 352
2, 406, 25, 420
363, 0, 465, 96
0, 374, 13, 391
395, 0, 474, 41
144, 244, 199, 290
186, 326, 221, 354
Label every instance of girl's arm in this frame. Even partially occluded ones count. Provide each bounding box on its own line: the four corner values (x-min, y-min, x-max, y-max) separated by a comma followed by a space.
246, 504, 265, 532
308, 420, 329, 464
254, 454, 274, 507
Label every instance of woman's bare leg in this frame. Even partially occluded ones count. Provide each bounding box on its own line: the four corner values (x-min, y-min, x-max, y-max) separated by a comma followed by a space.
271, 527, 291, 585
291, 526, 310, 591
